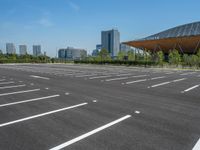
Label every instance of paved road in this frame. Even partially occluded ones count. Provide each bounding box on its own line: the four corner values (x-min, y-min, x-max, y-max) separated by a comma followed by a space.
0, 64, 199, 150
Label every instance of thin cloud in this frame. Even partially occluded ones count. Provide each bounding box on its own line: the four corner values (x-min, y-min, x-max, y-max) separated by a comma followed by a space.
23, 11, 54, 29
23, 20, 54, 30
68, 1, 80, 12
38, 18, 54, 27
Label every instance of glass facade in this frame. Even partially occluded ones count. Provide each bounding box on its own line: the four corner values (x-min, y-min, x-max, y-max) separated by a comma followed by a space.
6, 43, 16, 54
101, 29, 120, 57
33, 45, 41, 56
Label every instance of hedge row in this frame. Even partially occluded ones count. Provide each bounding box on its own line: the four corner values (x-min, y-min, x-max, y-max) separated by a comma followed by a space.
74, 60, 157, 66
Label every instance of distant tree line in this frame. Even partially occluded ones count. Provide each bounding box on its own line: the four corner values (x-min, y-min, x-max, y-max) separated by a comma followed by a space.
0, 54, 51, 63
1, 49, 200, 69
74, 48, 200, 68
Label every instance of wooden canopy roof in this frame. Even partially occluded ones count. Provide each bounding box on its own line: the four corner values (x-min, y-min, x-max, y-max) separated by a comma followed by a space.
124, 35, 200, 54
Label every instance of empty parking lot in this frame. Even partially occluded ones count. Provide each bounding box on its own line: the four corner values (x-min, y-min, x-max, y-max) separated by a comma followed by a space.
0, 64, 199, 150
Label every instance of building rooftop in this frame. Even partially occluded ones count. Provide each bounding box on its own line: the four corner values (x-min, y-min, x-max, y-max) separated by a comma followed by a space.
140, 21, 200, 41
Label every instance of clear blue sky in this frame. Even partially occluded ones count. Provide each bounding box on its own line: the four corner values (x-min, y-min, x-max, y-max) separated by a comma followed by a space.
0, 0, 200, 57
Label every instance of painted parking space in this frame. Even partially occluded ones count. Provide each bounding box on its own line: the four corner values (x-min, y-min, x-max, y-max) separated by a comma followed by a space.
0, 64, 199, 150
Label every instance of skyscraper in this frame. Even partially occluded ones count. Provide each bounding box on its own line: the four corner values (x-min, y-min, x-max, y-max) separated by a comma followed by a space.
101, 29, 120, 57
33, 45, 41, 56
19, 45, 27, 55
6, 43, 16, 54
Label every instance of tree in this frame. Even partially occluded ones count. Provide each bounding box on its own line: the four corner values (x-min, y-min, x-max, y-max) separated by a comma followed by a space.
156, 51, 164, 65
182, 54, 190, 66
99, 48, 111, 61
197, 49, 200, 67
197, 49, 200, 57
144, 50, 152, 62
168, 49, 181, 66
190, 55, 199, 67
127, 50, 135, 61
94, 55, 101, 62
117, 51, 126, 61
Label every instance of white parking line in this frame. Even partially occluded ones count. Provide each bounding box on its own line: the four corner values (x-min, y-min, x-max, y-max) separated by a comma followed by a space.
106, 77, 130, 82
0, 103, 88, 128
172, 78, 186, 82
49, 115, 131, 150
193, 138, 200, 150
125, 79, 147, 85
151, 76, 166, 80
150, 82, 171, 88
0, 81, 15, 85
0, 84, 26, 89
0, 89, 40, 97
181, 85, 199, 93
134, 111, 141, 114
105, 75, 147, 82
65, 92, 70, 95
30, 75, 50, 80
116, 73, 132, 77
0, 95, 60, 107
123, 76, 166, 85
149, 78, 186, 88
89, 75, 112, 80
0, 79, 6, 82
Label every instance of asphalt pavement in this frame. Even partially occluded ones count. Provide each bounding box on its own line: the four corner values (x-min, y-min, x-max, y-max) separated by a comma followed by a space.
0, 64, 199, 150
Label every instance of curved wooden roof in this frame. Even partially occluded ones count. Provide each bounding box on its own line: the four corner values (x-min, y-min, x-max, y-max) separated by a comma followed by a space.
124, 35, 200, 54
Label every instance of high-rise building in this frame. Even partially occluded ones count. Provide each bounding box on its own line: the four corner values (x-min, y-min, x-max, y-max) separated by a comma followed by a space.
33, 45, 41, 56
6, 43, 16, 54
58, 47, 87, 60
19, 45, 27, 55
101, 29, 120, 57
58, 49, 66, 58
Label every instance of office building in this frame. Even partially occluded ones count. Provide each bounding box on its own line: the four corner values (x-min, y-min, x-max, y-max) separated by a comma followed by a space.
33, 45, 41, 56
101, 29, 120, 57
6, 43, 16, 54
92, 49, 99, 56
96, 44, 102, 51
92, 44, 102, 56
58, 49, 66, 58
19, 45, 27, 55
58, 47, 87, 60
